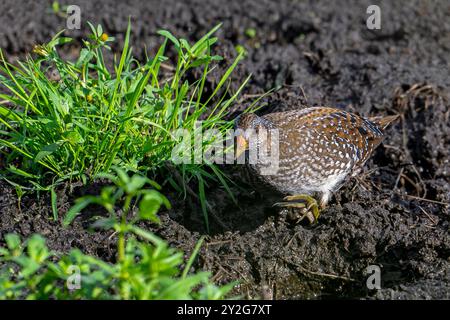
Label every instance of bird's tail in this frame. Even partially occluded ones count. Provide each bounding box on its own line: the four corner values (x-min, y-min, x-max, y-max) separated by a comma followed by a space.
369, 114, 400, 130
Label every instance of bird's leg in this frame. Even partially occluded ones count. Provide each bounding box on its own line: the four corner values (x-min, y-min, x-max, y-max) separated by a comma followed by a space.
285, 194, 320, 222
273, 194, 320, 224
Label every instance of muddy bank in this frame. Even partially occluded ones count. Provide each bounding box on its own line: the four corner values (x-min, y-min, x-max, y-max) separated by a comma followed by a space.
0, 0, 449, 299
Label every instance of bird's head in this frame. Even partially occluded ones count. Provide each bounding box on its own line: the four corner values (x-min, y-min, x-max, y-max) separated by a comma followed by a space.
234, 113, 274, 159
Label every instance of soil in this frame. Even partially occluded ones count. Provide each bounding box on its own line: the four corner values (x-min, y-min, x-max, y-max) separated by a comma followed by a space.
1, 0, 449, 299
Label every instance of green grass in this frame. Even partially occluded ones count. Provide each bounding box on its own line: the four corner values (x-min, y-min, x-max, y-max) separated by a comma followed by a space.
0, 169, 235, 299
0, 22, 252, 231
0, 22, 255, 299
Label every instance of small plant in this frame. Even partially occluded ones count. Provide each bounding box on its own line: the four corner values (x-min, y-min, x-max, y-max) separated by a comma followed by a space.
0, 22, 251, 230
244, 28, 257, 39
0, 169, 234, 299
49, 1, 67, 18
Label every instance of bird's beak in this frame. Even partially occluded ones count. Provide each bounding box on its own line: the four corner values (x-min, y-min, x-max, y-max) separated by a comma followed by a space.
235, 135, 248, 159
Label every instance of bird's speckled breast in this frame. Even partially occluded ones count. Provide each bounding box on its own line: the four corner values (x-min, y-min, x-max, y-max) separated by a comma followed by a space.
251, 107, 385, 195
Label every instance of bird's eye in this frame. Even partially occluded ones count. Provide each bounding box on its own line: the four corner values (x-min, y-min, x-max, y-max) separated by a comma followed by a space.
233, 115, 243, 129
233, 128, 245, 137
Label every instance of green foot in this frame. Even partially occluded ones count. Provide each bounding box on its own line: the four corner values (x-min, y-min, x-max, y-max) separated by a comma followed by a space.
273, 194, 320, 224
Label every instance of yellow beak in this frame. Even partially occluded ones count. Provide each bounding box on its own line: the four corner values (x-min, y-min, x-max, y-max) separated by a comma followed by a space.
235, 135, 248, 159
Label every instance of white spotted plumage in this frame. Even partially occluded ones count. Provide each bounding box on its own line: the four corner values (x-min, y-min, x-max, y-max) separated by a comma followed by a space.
235, 107, 398, 207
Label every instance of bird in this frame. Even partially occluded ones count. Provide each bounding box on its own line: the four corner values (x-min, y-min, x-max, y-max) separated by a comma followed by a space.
234, 107, 398, 223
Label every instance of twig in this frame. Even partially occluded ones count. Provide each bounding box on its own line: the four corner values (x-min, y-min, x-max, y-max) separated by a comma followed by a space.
299, 85, 308, 104
418, 206, 438, 225
398, 193, 449, 206
237, 93, 267, 104
296, 263, 356, 282
281, 257, 355, 282
224, 262, 250, 284
394, 167, 404, 191
400, 172, 421, 195
210, 271, 222, 283
410, 164, 427, 198
285, 231, 300, 248
160, 62, 176, 71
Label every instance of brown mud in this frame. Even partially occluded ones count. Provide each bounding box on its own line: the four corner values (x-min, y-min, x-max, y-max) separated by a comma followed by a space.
0, 0, 449, 299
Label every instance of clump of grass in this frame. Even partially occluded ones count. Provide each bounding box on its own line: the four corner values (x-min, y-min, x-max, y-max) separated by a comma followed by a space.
0, 169, 234, 299
0, 22, 250, 230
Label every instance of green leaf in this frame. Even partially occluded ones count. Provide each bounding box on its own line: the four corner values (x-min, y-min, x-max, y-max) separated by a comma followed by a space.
87, 21, 97, 36
56, 37, 73, 45
7, 165, 39, 179
126, 175, 148, 194
157, 30, 180, 49
52, 1, 60, 12
75, 48, 94, 68
15, 256, 40, 277
182, 236, 204, 278
108, 20, 131, 111
0, 105, 21, 121
190, 57, 212, 68
63, 130, 84, 145
179, 38, 191, 51
90, 217, 117, 230
34, 142, 62, 163
210, 164, 237, 205
27, 234, 49, 264
138, 190, 170, 222
15, 185, 24, 198
5, 234, 21, 251
129, 226, 164, 246
97, 25, 103, 37
210, 55, 223, 61
49, 89, 70, 117
114, 167, 130, 186
63, 197, 94, 226
191, 23, 222, 53
51, 187, 58, 221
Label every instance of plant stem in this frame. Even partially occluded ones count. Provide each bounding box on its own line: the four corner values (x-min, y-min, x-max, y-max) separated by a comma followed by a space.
117, 195, 131, 262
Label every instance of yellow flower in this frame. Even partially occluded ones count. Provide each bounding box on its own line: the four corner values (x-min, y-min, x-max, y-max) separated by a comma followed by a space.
32, 44, 49, 57
100, 33, 109, 42
86, 94, 93, 103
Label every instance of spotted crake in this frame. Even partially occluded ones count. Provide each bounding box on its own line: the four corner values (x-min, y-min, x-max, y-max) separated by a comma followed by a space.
234, 107, 398, 222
